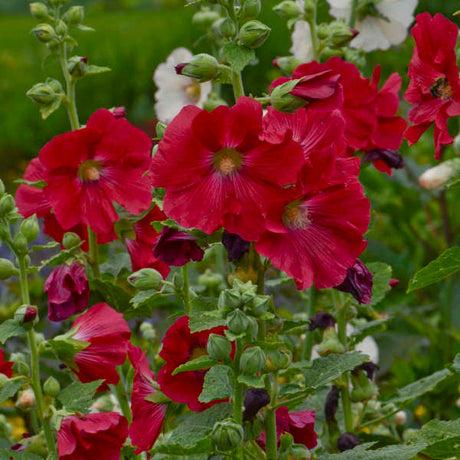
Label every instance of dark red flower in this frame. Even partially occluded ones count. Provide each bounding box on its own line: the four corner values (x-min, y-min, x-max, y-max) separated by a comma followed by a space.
157, 316, 227, 412
404, 13, 460, 159
125, 207, 170, 278
57, 412, 128, 460
0, 350, 13, 378
153, 227, 204, 266
128, 345, 167, 454
269, 61, 343, 111
335, 259, 373, 304
362, 149, 404, 176
222, 231, 250, 262
151, 97, 304, 241
67, 303, 131, 390
259, 406, 317, 449
40, 109, 152, 236
44, 261, 89, 322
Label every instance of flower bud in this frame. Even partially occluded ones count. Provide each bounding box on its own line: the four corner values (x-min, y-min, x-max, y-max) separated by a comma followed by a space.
43, 376, 60, 397
55, 19, 68, 36
49, 0, 70, 5
270, 80, 308, 113
0, 179, 5, 196
0, 258, 18, 280
243, 388, 270, 420
203, 94, 229, 112
212, 420, 244, 452
317, 327, 345, 356
350, 369, 377, 402
220, 18, 236, 38
325, 385, 340, 423
207, 333, 232, 360
273, 56, 302, 74
219, 289, 242, 310
26, 82, 57, 105
337, 432, 360, 452
62, 232, 82, 249
239, 346, 266, 375
241, 0, 261, 18
222, 231, 249, 262
273, 0, 301, 19
0, 194, 15, 216
302, 0, 315, 19
13, 233, 29, 256
192, 10, 221, 29
156, 122, 166, 139
335, 259, 373, 304
139, 322, 156, 341
226, 309, 249, 334
328, 22, 359, 46
63, 6, 85, 26
31, 23, 56, 43
454, 134, 460, 153
14, 306, 38, 328
250, 295, 270, 317
247, 316, 259, 340
239, 20, 271, 48
30, 2, 49, 20
128, 268, 163, 290
198, 269, 224, 289
68, 56, 88, 79
308, 312, 335, 331
320, 47, 344, 60
266, 348, 292, 371
16, 389, 36, 410
175, 54, 220, 83
11, 352, 29, 376
20, 215, 39, 243
394, 410, 407, 425
419, 159, 460, 189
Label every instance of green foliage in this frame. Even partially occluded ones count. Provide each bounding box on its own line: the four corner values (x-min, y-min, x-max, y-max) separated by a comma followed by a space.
189, 296, 225, 333
172, 355, 216, 375
57, 380, 103, 412
317, 442, 427, 459
0, 319, 25, 344
199, 365, 234, 403
367, 262, 392, 306
0, 377, 25, 404
221, 43, 255, 72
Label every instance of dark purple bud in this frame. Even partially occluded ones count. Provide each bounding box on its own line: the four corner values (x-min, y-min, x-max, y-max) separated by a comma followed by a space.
113, 106, 126, 118
389, 278, 399, 288
308, 312, 335, 331
351, 29, 359, 38
222, 231, 250, 262
335, 259, 373, 304
153, 227, 205, 266
337, 432, 360, 452
24, 306, 37, 323
362, 149, 404, 170
10, 443, 26, 452
175, 63, 187, 75
44, 261, 89, 322
325, 385, 340, 423
352, 362, 379, 380
243, 388, 270, 421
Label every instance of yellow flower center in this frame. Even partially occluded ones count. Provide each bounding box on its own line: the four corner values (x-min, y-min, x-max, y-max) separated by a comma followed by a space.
283, 202, 310, 230
213, 148, 242, 176
190, 347, 207, 360
185, 81, 202, 104
430, 77, 452, 100
78, 160, 102, 182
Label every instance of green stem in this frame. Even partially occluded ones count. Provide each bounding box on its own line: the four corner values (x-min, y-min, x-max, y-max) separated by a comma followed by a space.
301, 287, 315, 361
359, 405, 405, 429
348, 0, 358, 28
264, 372, 279, 460
182, 265, 191, 315
112, 369, 132, 424
307, 0, 319, 61
231, 68, 245, 99
87, 226, 101, 280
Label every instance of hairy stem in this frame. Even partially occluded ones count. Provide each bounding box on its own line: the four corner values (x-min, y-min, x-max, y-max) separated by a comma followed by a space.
301, 287, 315, 361
349, 0, 358, 28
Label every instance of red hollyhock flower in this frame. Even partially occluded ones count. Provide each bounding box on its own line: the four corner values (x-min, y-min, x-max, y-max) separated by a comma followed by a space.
128, 345, 167, 454
259, 406, 317, 449
157, 316, 227, 412
269, 61, 343, 111
57, 412, 128, 460
0, 350, 13, 378
44, 261, 89, 322
254, 160, 370, 290
39, 109, 153, 236
153, 227, 204, 266
151, 97, 304, 241
66, 303, 130, 390
125, 207, 170, 278
404, 13, 460, 159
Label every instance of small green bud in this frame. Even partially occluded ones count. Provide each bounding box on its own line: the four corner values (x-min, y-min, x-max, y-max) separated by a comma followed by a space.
327, 21, 358, 47
266, 348, 292, 371
239, 20, 271, 48
0, 179, 5, 196
226, 309, 249, 334
350, 370, 377, 402
156, 122, 167, 139
68, 56, 88, 79
0, 194, 15, 216
317, 23, 330, 40
43, 376, 60, 397
63, 6, 85, 26
13, 233, 29, 256
192, 9, 221, 29
219, 289, 242, 310
128, 268, 163, 290
49, 0, 70, 6
270, 80, 308, 113
20, 215, 40, 243
27, 82, 56, 105
319, 47, 344, 60
140, 322, 156, 341
16, 389, 36, 410
31, 23, 56, 43
55, 19, 68, 36
29, 2, 49, 20
14, 305, 38, 328
211, 420, 244, 452
207, 334, 232, 360
198, 268, 224, 289
303, 0, 315, 19
241, 0, 261, 18
176, 54, 220, 83
62, 232, 82, 249
92, 394, 116, 412
220, 17, 236, 38
247, 316, 259, 340
240, 346, 266, 374
250, 295, 270, 317
0, 259, 18, 280
273, 56, 302, 74
273, 0, 301, 20
317, 328, 345, 356
454, 134, 460, 153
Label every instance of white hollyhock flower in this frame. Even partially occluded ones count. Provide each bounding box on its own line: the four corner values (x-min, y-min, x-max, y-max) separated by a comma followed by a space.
327, 0, 417, 52
290, 20, 314, 62
153, 47, 212, 124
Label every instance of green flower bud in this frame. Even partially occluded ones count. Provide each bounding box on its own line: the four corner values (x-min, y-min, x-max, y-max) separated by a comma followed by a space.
247, 316, 259, 340
266, 348, 292, 371
192, 9, 221, 29
0, 194, 15, 216
175, 54, 220, 83
239, 346, 266, 374
327, 21, 358, 47
27, 82, 56, 105
55, 19, 68, 36
156, 122, 167, 139
11, 352, 29, 376
207, 333, 232, 360
317, 23, 330, 40
303, 0, 315, 19
317, 327, 345, 356
350, 370, 377, 402
14, 305, 38, 329
13, 233, 29, 256
68, 56, 88, 79
92, 394, 116, 412
43, 376, 60, 397
239, 20, 271, 48
49, 0, 70, 5
30, 2, 49, 20
250, 295, 270, 317
220, 18, 236, 38
270, 80, 308, 113
273, 0, 301, 20
273, 56, 302, 74
31, 23, 57, 43
128, 268, 163, 290
211, 420, 244, 451
0, 258, 18, 280
63, 6, 85, 26
226, 309, 249, 334
198, 268, 224, 289
0, 179, 5, 197
16, 389, 36, 410
62, 232, 82, 249
219, 289, 242, 310
320, 47, 344, 60
241, 0, 261, 18
20, 215, 39, 243
140, 322, 156, 341
454, 134, 460, 153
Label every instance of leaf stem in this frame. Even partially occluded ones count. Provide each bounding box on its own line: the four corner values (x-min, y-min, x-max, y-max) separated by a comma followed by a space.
349, 0, 358, 28
182, 264, 191, 315
111, 367, 132, 424
301, 287, 315, 360
87, 226, 101, 280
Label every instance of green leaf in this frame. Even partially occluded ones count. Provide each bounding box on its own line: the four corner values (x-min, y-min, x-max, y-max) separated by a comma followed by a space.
31, 241, 60, 251
57, 380, 103, 412
0, 449, 43, 459
0, 378, 25, 404
13, 179, 46, 189
40, 97, 62, 120
130, 289, 162, 309
100, 253, 131, 278
73, 24, 95, 32
281, 320, 309, 335
91, 278, 132, 314
39, 242, 83, 268
199, 365, 234, 403
386, 368, 452, 405
408, 247, 460, 292
189, 296, 225, 333
86, 64, 111, 76
452, 354, 460, 373
221, 43, 255, 72
317, 442, 427, 459
0, 319, 25, 345
214, 66, 232, 85
172, 355, 216, 375
367, 262, 392, 306
237, 374, 265, 388
350, 319, 390, 345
